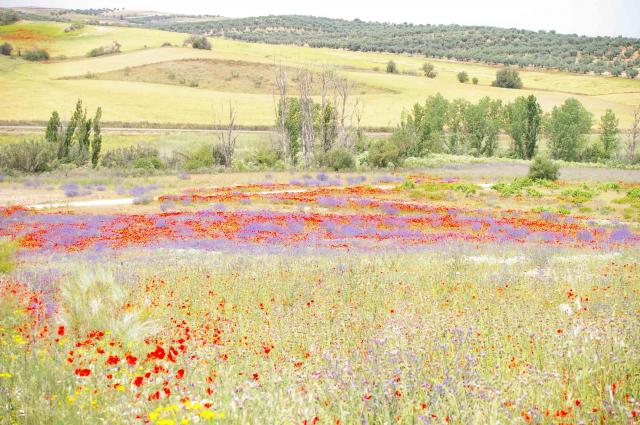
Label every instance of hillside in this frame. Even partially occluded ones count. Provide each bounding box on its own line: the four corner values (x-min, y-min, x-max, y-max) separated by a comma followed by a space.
0, 20, 639, 128
158, 15, 640, 76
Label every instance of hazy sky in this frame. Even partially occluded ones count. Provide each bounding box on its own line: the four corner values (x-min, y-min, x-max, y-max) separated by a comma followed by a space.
4, 0, 640, 37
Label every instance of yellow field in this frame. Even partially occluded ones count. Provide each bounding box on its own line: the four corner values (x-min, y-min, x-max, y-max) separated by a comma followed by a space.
1, 21, 639, 127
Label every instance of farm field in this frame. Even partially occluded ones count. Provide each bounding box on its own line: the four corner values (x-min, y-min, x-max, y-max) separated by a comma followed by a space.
1, 21, 640, 127
1, 169, 640, 424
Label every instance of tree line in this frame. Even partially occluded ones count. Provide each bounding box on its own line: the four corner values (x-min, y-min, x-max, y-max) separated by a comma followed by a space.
158, 15, 640, 77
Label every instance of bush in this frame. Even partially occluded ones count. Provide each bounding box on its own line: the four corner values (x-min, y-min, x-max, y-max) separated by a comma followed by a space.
183, 35, 211, 50
457, 71, 469, 83
492, 67, 523, 89
133, 157, 164, 170
367, 139, 403, 168
317, 148, 355, 171
528, 156, 560, 181
23, 48, 49, 61
0, 42, 12, 56
422, 62, 437, 78
472, 77, 479, 85
249, 147, 281, 168
64, 23, 84, 32
0, 139, 57, 173
101, 145, 161, 169
386, 60, 398, 74
86, 41, 121, 57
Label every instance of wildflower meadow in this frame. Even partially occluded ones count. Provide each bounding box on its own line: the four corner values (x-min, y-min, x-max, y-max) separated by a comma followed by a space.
0, 173, 639, 424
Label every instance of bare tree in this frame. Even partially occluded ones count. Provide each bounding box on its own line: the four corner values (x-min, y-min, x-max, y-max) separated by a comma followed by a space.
626, 105, 639, 163
333, 76, 354, 149
298, 70, 315, 168
216, 102, 238, 168
318, 67, 336, 152
274, 61, 289, 165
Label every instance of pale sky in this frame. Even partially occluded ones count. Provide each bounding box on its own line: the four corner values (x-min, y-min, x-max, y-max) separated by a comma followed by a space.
3, 0, 640, 37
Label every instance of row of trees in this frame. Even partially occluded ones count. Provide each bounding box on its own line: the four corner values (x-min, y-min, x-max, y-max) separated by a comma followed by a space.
45, 100, 103, 167
159, 15, 640, 77
391, 94, 637, 163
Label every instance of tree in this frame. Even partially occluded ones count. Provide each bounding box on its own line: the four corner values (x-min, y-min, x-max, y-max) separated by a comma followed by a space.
492, 67, 523, 89
0, 42, 12, 56
598, 109, 619, 159
457, 71, 469, 83
60, 100, 83, 160
396, 93, 450, 156
274, 62, 289, 164
45, 111, 61, 146
462, 97, 502, 157
183, 35, 211, 50
215, 103, 238, 168
422, 62, 437, 78
505, 95, 541, 159
91, 107, 102, 167
626, 68, 639, 79
446, 98, 470, 154
298, 70, 315, 168
386, 60, 398, 74
546, 98, 593, 161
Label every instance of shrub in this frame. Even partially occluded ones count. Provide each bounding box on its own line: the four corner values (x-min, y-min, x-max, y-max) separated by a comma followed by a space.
366, 139, 403, 168
133, 157, 164, 170
492, 67, 523, 89
101, 145, 161, 169
0, 42, 12, 56
249, 147, 281, 168
183, 35, 211, 50
86, 41, 121, 57
23, 48, 49, 61
0, 139, 57, 173
457, 71, 469, 83
386, 60, 398, 74
422, 62, 437, 78
317, 148, 355, 171
64, 23, 84, 32
472, 77, 479, 85
528, 156, 560, 181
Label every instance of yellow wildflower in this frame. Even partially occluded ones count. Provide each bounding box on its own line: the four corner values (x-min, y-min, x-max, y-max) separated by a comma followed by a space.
199, 410, 216, 420
0, 372, 12, 378
157, 420, 175, 425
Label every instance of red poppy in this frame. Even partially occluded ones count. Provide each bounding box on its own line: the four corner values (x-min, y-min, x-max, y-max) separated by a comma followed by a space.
57, 326, 65, 336
133, 376, 143, 387
74, 368, 91, 377
106, 355, 120, 365
175, 369, 184, 379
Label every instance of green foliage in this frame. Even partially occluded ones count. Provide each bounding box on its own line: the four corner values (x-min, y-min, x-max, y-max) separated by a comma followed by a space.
492, 177, 534, 196
317, 148, 354, 171
492, 67, 523, 89
45, 111, 61, 146
133, 156, 164, 170
546, 98, 593, 161
472, 77, 479, 85
91, 107, 102, 167
457, 71, 469, 83
0, 139, 57, 173
23, 48, 49, 61
528, 156, 560, 181
505, 95, 542, 159
626, 68, 639, 79
0, 239, 17, 273
598, 109, 619, 159
249, 146, 282, 168
0, 9, 20, 25
422, 62, 437, 78
463, 97, 502, 157
366, 139, 403, 168
101, 145, 161, 169
162, 15, 640, 75
395, 93, 450, 156
559, 188, 594, 204
446, 98, 469, 154
452, 183, 480, 195
626, 187, 640, 199
181, 144, 218, 170
0, 42, 12, 56
183, 35, 211, 50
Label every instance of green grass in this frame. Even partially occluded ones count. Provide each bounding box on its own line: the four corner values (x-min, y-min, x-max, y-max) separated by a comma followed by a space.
0, 20, 639, 127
